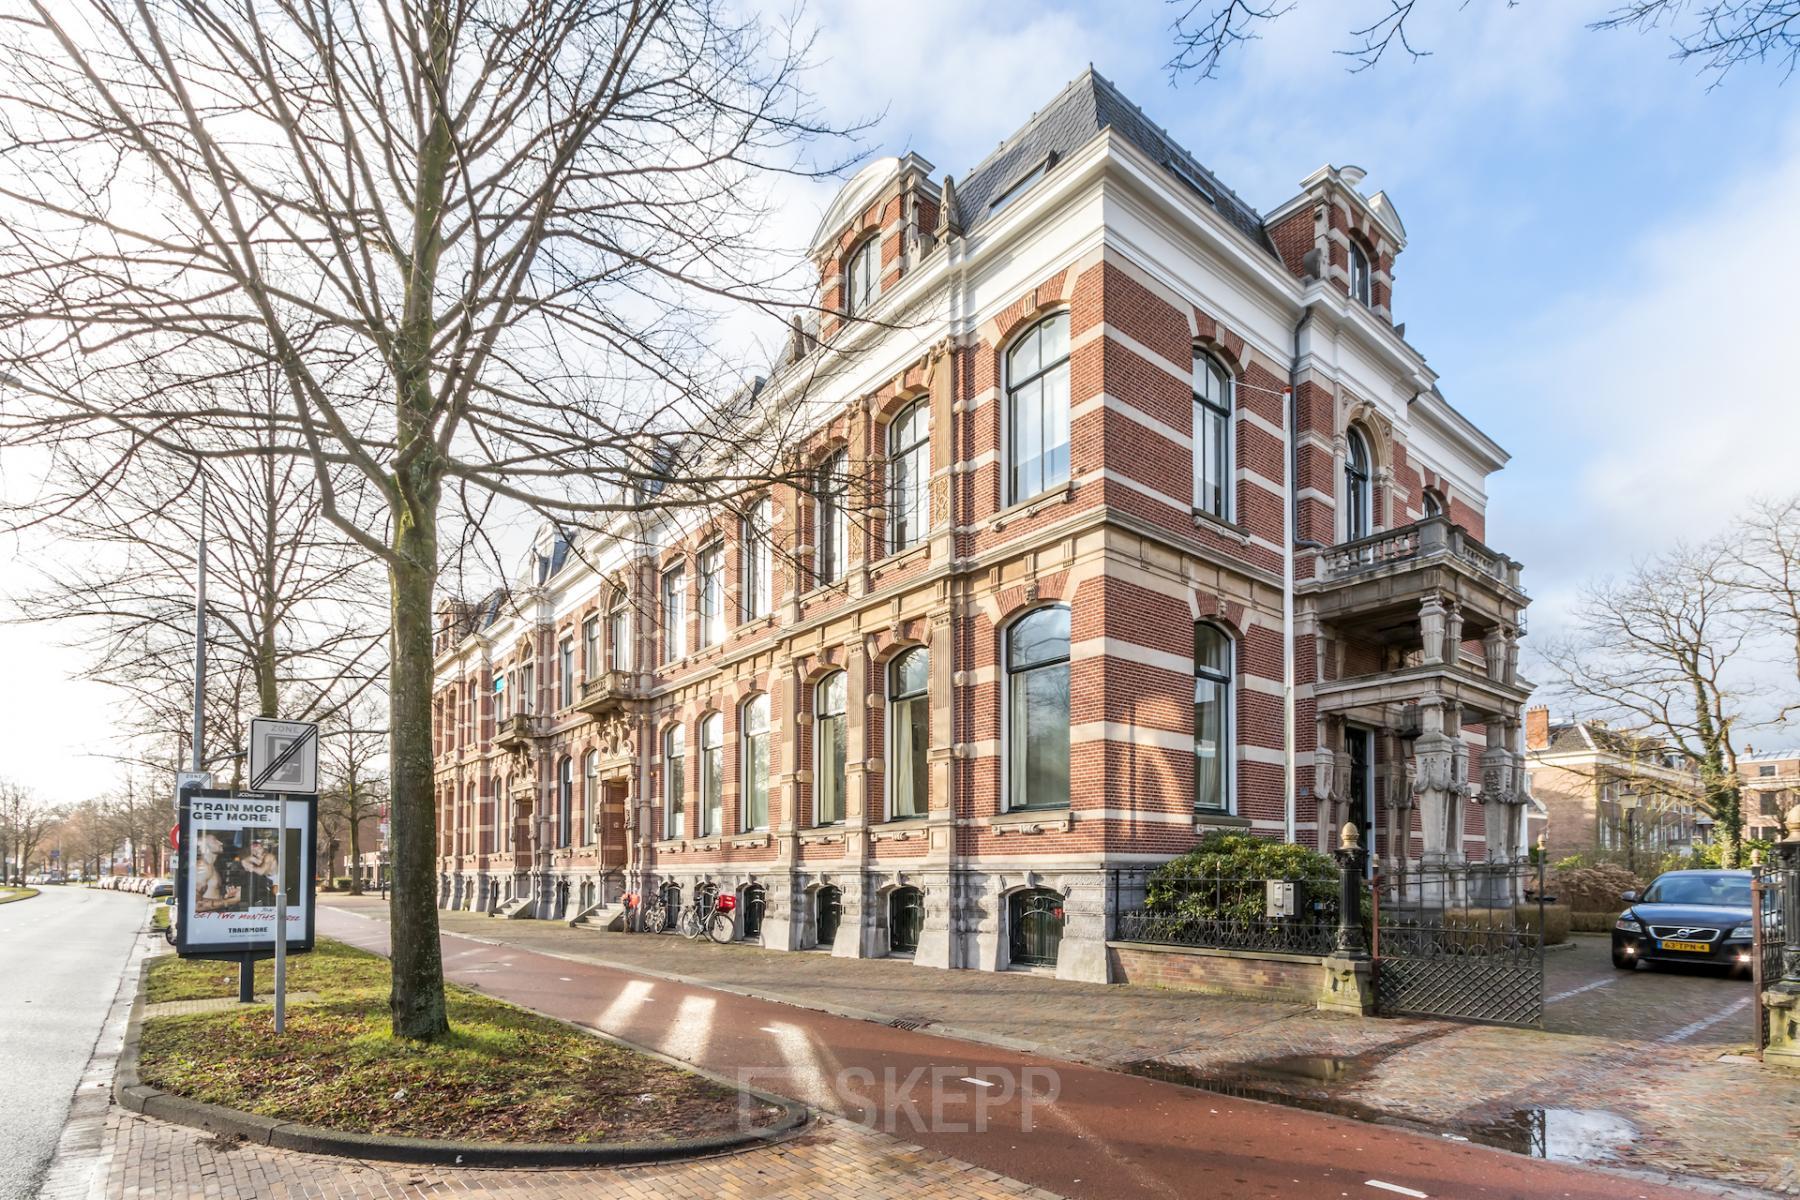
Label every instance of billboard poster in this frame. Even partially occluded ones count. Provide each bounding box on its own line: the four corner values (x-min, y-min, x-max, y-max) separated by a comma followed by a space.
176, 789, 315, 957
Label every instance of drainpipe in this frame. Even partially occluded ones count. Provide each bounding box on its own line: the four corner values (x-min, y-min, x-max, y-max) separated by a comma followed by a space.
1285, 302, 1324, 845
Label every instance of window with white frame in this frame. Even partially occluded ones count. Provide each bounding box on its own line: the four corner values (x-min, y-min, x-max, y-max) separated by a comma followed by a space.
1194, 623, 1233, 813
661, 565, 686, 663
843, 235, 879, 316
1349, 241, 1372, 306
608, 590, 632, 672
520, 662, 535, 715
741, 498, 772, 620
815, 672, 847, 825
1006, 313, 1071, 503
700, 713, 723, 836
582, 616, 599, 678
815, 451, 847, 586
493, 672, 507, 720
742, 695, 770, 831
558, 637, 574, 708
663, 725, 685, 839
698, 541, 725, 647
888, 400, 929, 553
1344, 427, 1373, 541
889, 649, 928, 819
556, 756, 573, 848
1006, 606, 1070, 810
583, 750, 599, 844
1193, 351, 1232, 520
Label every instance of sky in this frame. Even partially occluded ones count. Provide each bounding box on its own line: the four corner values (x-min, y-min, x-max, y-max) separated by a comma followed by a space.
3, 0, 1798, 801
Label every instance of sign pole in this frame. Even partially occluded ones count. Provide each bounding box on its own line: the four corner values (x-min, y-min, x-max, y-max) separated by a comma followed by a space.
274, 796, 287, 1032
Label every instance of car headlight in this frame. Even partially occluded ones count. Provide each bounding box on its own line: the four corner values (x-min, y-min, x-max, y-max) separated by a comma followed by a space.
1615, 913, 1642, 932
1725, 924, 1754, 941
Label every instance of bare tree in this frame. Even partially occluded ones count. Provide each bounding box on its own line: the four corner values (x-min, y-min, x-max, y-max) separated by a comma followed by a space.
319, 701, 388, 897
55, 798, 118, 881
1729, 494, 1800, 704
0, 1, 847, 1039
1538, 543, 1751, 866
0, 781, 61, 884
1166, 0, 1800, 84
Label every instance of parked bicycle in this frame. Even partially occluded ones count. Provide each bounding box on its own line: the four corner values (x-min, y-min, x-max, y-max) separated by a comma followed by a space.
679, 888, 736, 943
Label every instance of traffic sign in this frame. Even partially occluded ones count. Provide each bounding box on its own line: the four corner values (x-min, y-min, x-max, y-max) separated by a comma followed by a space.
248, 718, 319, 794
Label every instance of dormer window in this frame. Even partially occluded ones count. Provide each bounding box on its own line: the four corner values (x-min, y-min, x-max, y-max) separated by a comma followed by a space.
989, 153, 1055, 215
1349, 241, 1372, 307
843, 236, 879, 316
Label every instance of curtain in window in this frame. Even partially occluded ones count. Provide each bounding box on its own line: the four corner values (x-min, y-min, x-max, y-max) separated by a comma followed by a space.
889, 649, 928, 818
698, 542, 724, 646
1007, 607, 1070, 809
1194, 623, 1231, 812
664, 726, 685, 838
743, 696, 770, 830
816, 672, 847, 824
888, 402, 929, 552
700, 714, 722, 836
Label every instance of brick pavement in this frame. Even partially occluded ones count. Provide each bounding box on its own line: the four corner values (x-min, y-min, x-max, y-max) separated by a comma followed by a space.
327, 897, 1800, 1197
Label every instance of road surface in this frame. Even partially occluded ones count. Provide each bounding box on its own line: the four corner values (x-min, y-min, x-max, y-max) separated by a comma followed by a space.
0, 887, 145, 1200
321, 904, 1702, 1200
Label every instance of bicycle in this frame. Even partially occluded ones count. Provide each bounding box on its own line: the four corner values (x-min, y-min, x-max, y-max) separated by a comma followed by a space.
678, 888, 737, 943
640, 891, 671, 934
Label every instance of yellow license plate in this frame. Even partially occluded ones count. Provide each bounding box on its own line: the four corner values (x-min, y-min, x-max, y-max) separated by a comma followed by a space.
1660, 939, 1709, 953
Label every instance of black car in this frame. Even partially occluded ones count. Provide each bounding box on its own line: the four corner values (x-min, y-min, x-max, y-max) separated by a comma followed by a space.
1611, 869, 1767, 974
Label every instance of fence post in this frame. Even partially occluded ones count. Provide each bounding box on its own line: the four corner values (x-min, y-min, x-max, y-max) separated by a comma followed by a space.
1334, 822, 1368, 959
1776, 810, 1800, 997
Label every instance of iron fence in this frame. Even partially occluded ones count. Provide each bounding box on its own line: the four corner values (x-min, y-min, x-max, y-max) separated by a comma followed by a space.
1753, 863, 1795, 1056
1371, 859, 1546, 1028
1113, 869, 1344, 956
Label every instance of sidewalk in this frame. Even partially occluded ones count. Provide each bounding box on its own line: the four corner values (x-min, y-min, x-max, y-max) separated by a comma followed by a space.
325, 894, 1800, 1197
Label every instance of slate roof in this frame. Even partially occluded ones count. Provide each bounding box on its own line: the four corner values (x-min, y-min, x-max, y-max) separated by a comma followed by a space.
955, 68, 1273, 254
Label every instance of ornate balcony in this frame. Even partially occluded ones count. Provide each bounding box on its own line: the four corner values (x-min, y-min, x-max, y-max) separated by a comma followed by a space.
1317, 516, 1521, 592
574, 669, 643, 717
494, 712, 546, 751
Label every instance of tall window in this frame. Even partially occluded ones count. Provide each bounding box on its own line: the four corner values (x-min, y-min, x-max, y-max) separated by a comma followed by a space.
698, 541, 725, 647
556, 756, 573, 848
1421, 488, 1443, 519
815, 672, 847, 824
815, 451, 848, 585
661, 565, 686, 663
888, 400, 929, 553
1193, 352, 1232, 520
1007, 606, 1070, 810
1194, 624, 1232, 813
700, 713, 723, 836
1006, 312, 1071, 503
663, 725, 686, 838
1344, 427, 1372, 541
1349, 241, 1372, 306
608, 590, 632, 672
742, 695, 770, 830
583, 750, 599, 844
520, 662, 535, 714
889, 649, 929, 819
742, 498, 772, 620
558, 638, 574, 707
844, 235, 879, 316
582, 616, 600, 678
494, 672, 507, 720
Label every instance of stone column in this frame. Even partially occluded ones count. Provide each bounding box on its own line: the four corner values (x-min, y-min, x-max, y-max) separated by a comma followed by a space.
1413, 694, 1454, 869
1483, 626, 1508, 683
835, 637, 875, 958
1419, 595, 1447, 665
914, 605, 959, 970
1443, 603, 1465, 667
768, 657, 805, 949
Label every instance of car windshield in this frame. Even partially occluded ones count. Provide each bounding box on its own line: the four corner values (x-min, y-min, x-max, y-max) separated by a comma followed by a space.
1642, 872, 1751, 907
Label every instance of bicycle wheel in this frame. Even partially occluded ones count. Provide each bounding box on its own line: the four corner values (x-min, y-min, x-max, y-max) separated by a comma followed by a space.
679, 908, 701, 939
707, 911, 735, 944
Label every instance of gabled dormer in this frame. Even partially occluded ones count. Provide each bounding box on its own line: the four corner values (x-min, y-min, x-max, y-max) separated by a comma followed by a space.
809, 153, 942, 340
1265, 164, 1407, 324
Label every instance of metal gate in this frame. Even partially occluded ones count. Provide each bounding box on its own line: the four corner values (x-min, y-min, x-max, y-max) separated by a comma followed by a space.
1754, 862, 1794, 1056
889, 886, 924, 953
1372, 860, 1546, 1028
1009, 888, 1065, 967
815, 885, 842, 947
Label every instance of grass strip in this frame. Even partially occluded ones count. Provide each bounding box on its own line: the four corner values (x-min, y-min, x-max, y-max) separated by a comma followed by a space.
138, 938, 765, 1144
0, 886, 40, 904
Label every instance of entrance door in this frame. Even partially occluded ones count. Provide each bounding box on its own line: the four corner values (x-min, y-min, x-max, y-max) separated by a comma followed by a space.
600, 779, 628, 866
1347, 728, 1375, 875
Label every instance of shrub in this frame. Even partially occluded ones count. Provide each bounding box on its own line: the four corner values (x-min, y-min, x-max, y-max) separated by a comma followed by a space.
1146, 832, 1339, 922
1515, 903, 1571, 945
1552, 863, 1642, 913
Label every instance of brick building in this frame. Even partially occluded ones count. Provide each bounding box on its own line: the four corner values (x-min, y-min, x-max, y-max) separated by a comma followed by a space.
1739, 748, 1799, 841
1523, 706, 1701, 862
428, 71, 1532, 980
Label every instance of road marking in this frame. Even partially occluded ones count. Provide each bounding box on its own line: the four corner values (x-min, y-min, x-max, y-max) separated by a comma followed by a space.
596, 979, 654, 1030
1365, 1182, 1429, 1198
961, 1076, 997, 1088
660, 994, 715, 1063
1658, 995, 1750, 1044
1545, 977, 1617, 1003
761, 1021, 835, 1107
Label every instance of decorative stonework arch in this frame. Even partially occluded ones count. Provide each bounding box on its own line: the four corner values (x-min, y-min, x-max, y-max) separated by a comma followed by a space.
1185, 587, 1248, 636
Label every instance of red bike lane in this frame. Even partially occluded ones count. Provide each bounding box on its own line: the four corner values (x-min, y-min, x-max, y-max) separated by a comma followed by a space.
318, 906, 1697, 1200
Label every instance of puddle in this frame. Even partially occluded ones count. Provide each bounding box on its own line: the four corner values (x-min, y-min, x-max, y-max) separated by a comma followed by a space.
1129, 1045, 1636, 1166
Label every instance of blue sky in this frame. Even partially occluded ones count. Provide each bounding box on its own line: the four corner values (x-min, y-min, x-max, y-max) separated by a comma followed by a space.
5, 1, 1796, 800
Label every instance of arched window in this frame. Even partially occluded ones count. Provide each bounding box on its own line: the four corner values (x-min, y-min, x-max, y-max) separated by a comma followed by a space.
1422, 488, 1444, 519
741, 884, 766, 941
888, 401, 930, 553
844, 235, 879, 316
607, 588, 632, 671
1006, 312, 1071, 503
1193, 351, 1233, 520
889, 885, 924, 954
1344, 427, 1373, 541
700, 713, 723, 836
582, 615, 600, 678
815, 884, 843, 947
663, 725, 686, 839
1006, 606, 1071, 810
889, 649, 929, 819
698, 541, 725, 647
556, 756, 573, 849
1008, 888, 1064, 967
1349, 241, 1372, 306
661, 564, 686, 663
583, 750, 599, 844
815, 671, 847, 825
742, 694, 771, 831
815, 450, 847, 586
741, 498, 773, 620
1194, 624, 1233, 814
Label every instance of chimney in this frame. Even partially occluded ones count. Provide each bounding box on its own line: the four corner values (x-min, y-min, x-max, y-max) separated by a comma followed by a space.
1525, 705, 1550, 752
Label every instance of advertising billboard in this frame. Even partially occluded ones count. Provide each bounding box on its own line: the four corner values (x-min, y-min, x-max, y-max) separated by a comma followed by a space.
175, 789, 315, 958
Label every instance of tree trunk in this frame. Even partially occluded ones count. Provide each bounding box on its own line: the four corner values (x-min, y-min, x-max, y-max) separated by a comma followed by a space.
347, 776, 364, 897
387, 536, 448, 1040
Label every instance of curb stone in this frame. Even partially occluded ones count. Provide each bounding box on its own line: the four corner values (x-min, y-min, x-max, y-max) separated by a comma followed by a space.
116, 951, 812, 1167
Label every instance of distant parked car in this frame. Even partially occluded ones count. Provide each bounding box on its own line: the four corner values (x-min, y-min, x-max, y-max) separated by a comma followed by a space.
149, 878, 173, 898
1613, 869, 1767, 975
